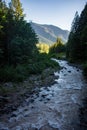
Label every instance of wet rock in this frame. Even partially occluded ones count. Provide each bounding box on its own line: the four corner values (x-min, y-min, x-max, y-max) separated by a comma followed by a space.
6, 105, 15, 112
46, 88, 50, 91
36, 94, 39, 98
51, 93, 54, 97
64, 67, 67, 70
24, 93, 29, 98
39, 99, 43, 102
0, 127, 9, 130
11, 113, 17, 117
44, 101, 47, 104
28, 128, 38, 130
13, 126, 22, 130
64, 74, 67, 76
46, 98, 50, 101
0, 96, 9, 103
0, 123, 9, 130
24, 111, 30, 117
40, 124, 58, 130
45, 87, 50, 91
30, 99, 34, 103
68, 70, 71, 73
0, 104, 15, 115
41, 94, 47, 98
4, 82, 13, 88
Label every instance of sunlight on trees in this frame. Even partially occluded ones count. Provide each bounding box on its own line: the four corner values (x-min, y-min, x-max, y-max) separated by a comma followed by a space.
49, 37, 65, 54
36, 43, 49, 54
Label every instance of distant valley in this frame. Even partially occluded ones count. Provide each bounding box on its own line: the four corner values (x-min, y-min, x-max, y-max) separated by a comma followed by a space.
31, 22, 69, 45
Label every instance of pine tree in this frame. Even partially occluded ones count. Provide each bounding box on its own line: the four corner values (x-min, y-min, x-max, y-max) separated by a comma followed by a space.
0, 0, 8, 64
0, 0, 38, 65
11, 0, 24, 20
66, 3, 87, 62
66, 12, 79, 61
49, 37, 65, 54
71, 11, 79, 33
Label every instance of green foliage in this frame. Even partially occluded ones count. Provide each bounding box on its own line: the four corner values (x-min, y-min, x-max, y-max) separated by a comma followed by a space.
83, 62, 87, 78
0, 0, 60, 83
27, 53, 60, 74
50, 53, 66, 60
0, 0, 38, 66
66, 12, 80, 61
66, 4, 87, 62
7, 20, 38, 65
10, 0, 24, 20
0, 65, 25, 82
36, 43, 49, 54
49, 37, 65, 54
66, 4, 87, 79
0, 53, 60, 82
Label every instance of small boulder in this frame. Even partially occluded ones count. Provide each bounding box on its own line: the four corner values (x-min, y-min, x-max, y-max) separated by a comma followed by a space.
40, 124, 58, 130
68, 70, 71, 73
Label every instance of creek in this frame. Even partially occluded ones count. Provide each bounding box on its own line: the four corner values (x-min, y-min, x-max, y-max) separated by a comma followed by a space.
0, 59, 87, 130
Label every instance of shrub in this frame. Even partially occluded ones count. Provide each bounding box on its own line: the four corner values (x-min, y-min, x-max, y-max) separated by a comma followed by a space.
0, 53, 60, 82
83, 62, 87, 78
0, 65, 26, 82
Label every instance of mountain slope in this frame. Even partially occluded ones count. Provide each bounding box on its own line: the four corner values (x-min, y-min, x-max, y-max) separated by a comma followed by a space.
31, 22, 69, 45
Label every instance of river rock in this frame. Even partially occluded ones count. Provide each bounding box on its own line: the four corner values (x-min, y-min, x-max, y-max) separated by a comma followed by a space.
39, 124, 58, 130
30, 99, 34, 103
41, 94, 47, 98
0, 123, 9, 130
68, 70, 71, 73
77, 69, 80, 71
29, 128, 38, 130
46, 98, 50, 101
0, 96, 9, 103
4, 82, 13, 88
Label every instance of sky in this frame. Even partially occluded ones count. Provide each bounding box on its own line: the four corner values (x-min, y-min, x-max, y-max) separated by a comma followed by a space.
6, 0, 87, 30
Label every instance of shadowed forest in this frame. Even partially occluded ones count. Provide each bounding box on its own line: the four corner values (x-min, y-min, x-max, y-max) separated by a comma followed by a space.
0, 0, 87, 82
0, 0, 87, 130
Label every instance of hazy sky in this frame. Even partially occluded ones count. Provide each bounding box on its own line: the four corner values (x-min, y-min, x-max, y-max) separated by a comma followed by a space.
6, 0, 87, 30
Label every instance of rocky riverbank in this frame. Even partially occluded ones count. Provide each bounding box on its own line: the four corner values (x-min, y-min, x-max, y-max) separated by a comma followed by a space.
0, 67, 59, 117
0, 60, 87, 130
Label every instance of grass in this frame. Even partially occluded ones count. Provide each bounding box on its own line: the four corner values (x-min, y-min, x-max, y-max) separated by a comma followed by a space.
0, 53, 60, 82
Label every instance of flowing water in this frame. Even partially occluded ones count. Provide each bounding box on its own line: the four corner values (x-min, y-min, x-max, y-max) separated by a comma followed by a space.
0, 60, 87, 130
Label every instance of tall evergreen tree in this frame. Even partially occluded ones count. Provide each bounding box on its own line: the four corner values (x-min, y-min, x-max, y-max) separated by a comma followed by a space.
71, 11, 79, 33
66, 3, 87, 62
0, 0, 38, 66
0, 0, 8, 64
77, 3, 87, 61
50, 37, 65, 54
66, 12, 80, 61
10, 0, 24, 20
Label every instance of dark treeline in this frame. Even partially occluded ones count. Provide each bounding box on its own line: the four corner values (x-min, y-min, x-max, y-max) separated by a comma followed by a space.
0, 0, 60, 82
66, 3, 87, 77
0, 0, 38, 66
49, 37, 66, 60
49, 37, 65, 54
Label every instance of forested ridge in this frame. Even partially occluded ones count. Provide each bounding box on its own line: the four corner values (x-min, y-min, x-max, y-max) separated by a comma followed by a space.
0, 0, 60, 82
30, 22, 69, 44
66, 3, 87, 77
0, 0, 87, 82
0, 0, 38, 65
